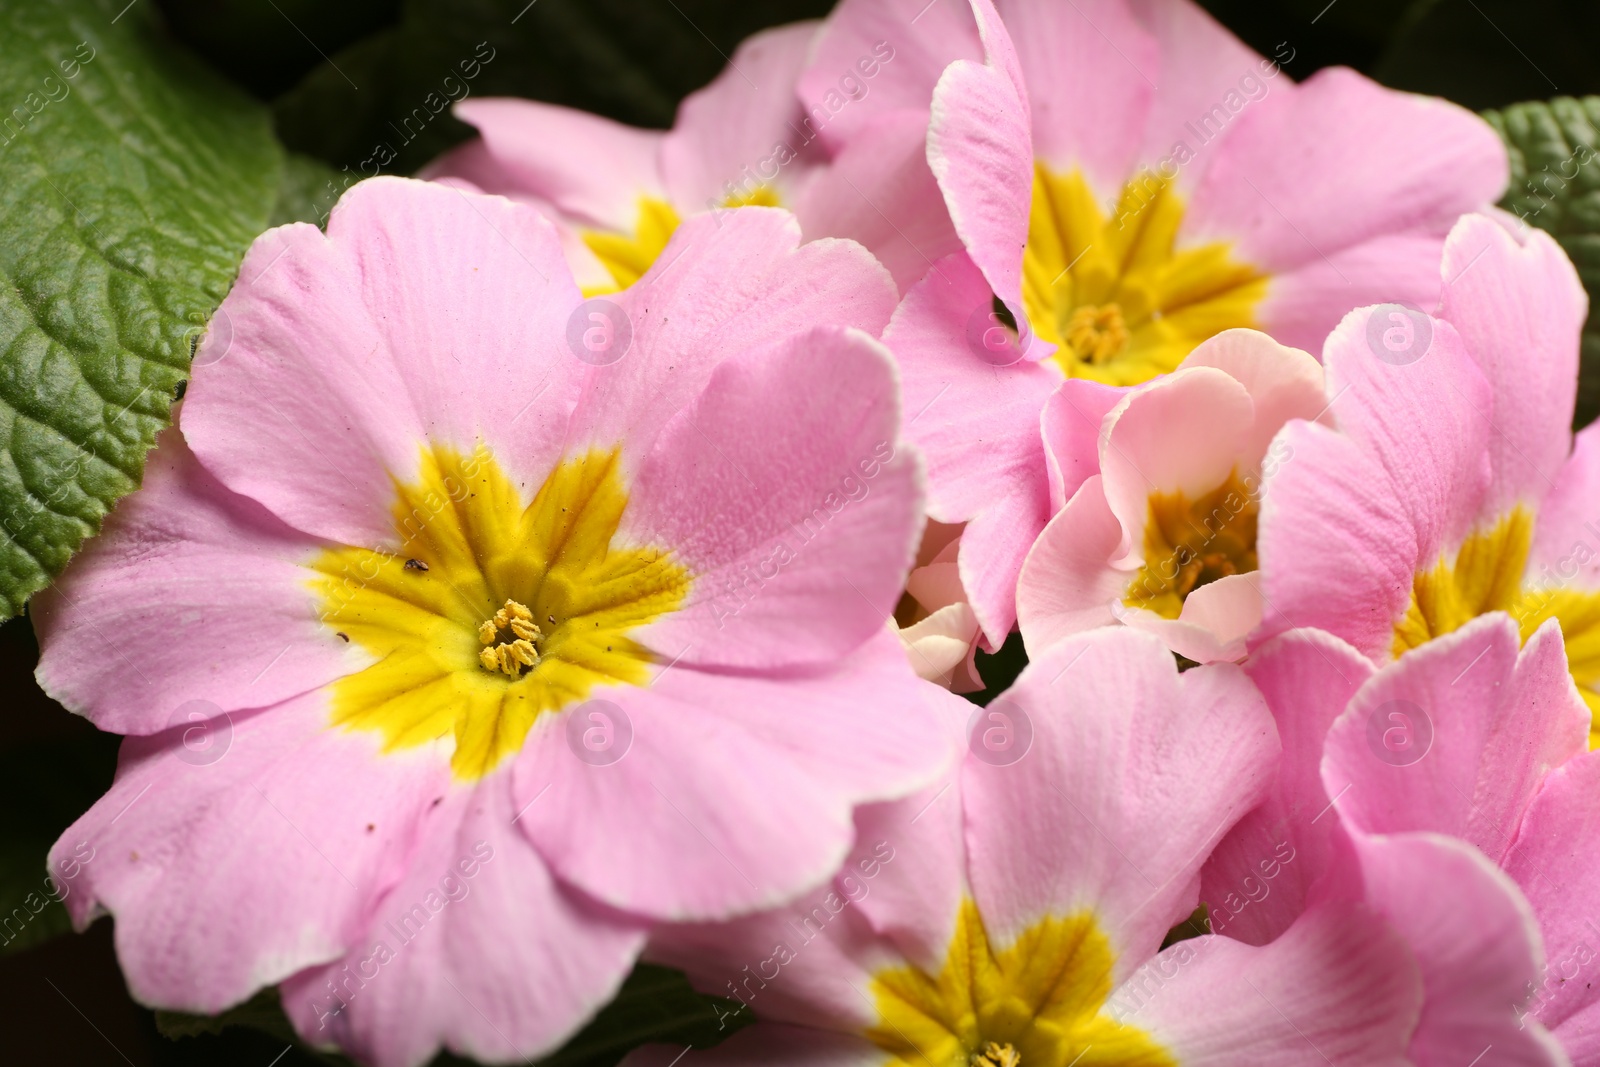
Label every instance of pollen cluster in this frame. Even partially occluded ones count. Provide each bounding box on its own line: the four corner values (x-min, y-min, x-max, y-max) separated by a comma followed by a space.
478, 599, 543, 676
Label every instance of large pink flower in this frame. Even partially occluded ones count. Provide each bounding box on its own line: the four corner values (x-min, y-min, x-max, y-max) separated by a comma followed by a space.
1016, 328, 1325, 663
1257, 212, 1600, 734
1205, 614, 1587, 1062
35, 178, 951, 1067
616, 629, 1536, 1066
848, 0, 1506, 646
423, 22, 960, 295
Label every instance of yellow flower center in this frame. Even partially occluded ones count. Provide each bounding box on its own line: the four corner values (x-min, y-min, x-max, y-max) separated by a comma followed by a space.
1395, 506, 1600, 743
477, 599, 542, 676
581, 187, 783, 295
310, 445, 691, 780
1065, 304, 1130, 367
974, 1042, 1022, 1067
1124, 471, 1258, 619
1023, 165, 1267, 386
867, 899, 1175, 1067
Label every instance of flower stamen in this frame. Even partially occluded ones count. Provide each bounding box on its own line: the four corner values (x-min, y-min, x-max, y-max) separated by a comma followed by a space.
972, 1043, 1021, 1067
1065, 303, 1129, 365
478, 599, 543, 677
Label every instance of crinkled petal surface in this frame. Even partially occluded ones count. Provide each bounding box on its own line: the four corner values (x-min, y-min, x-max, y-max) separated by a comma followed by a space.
513, 631, 952, 921
32, 428, 355, 735
278, 768, 646, 1067
624, 326, 920, 671
962, 628, 1278, 982
182, 177, 584, 548
51, 692, 447, 1014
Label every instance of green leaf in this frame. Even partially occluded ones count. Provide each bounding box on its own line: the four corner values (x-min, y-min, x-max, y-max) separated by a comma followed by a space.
534, 964, 748, 1067
270, 152, 345, 228
0, 0, 286, 618
1483, 96, 1600, 427
273, 0, 837, 177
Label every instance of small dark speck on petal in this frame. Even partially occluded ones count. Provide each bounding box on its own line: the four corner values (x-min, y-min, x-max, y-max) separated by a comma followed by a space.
337, 632, 350, 642
548, 615, 556, 624
431, 796, 443, 807
405, 559, 429, 572
366, 823, 375, 832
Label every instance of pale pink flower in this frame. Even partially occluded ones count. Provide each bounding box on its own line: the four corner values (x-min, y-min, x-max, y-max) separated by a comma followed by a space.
424, 22, 960, 295
36, 178, 950, 1067
617, 629, 1536, 1066
843, 0, 1506, 647
1206, 614, 1586, 1062
1016, 328, 1325, 663
1256, 212, 1600, 733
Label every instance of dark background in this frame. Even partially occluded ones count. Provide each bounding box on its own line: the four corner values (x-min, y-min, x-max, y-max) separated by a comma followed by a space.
2, 0, 1596, 1062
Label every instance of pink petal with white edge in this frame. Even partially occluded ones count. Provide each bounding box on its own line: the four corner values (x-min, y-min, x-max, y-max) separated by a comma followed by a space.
626, 325, 919, 671
514, 630, 952, 921
280, 770, 646, 1067
1127, 0, 1274, 190
32, 429, 357, 735
1257, 229, 1450, 356
798, 0, 981, 152
570, 209, 897, 460
1440, 213, 1587, 514
1203, 628, 1375, 947
1119, 570, 1261, 664
1128, 903, 1420, 1066
1351, 830, 1562, 1067
1179, 328, 1327, 463
1530, 421, 1600, 587
436, 97, 666, 230
644, 824, 920, 1035
882, 252, 1059, 646
963, 629, 1278, 982
623, 1026, 889, 1067
1504, 751, 1600, 1053
49, 691, 447, 1014
1098, 366, 1255, 563
1255, 310, 1492, 657
1187, 66, 1507, 272
1040, 378, 1124, 512
1016, 476, 1130, 655
661, 23, 822, 211
184, 178, 584, 548
926, 0, 1034, 326
997, 0, 1156, 194
792, 110, 964, 293
1323, 615, 1587, 863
